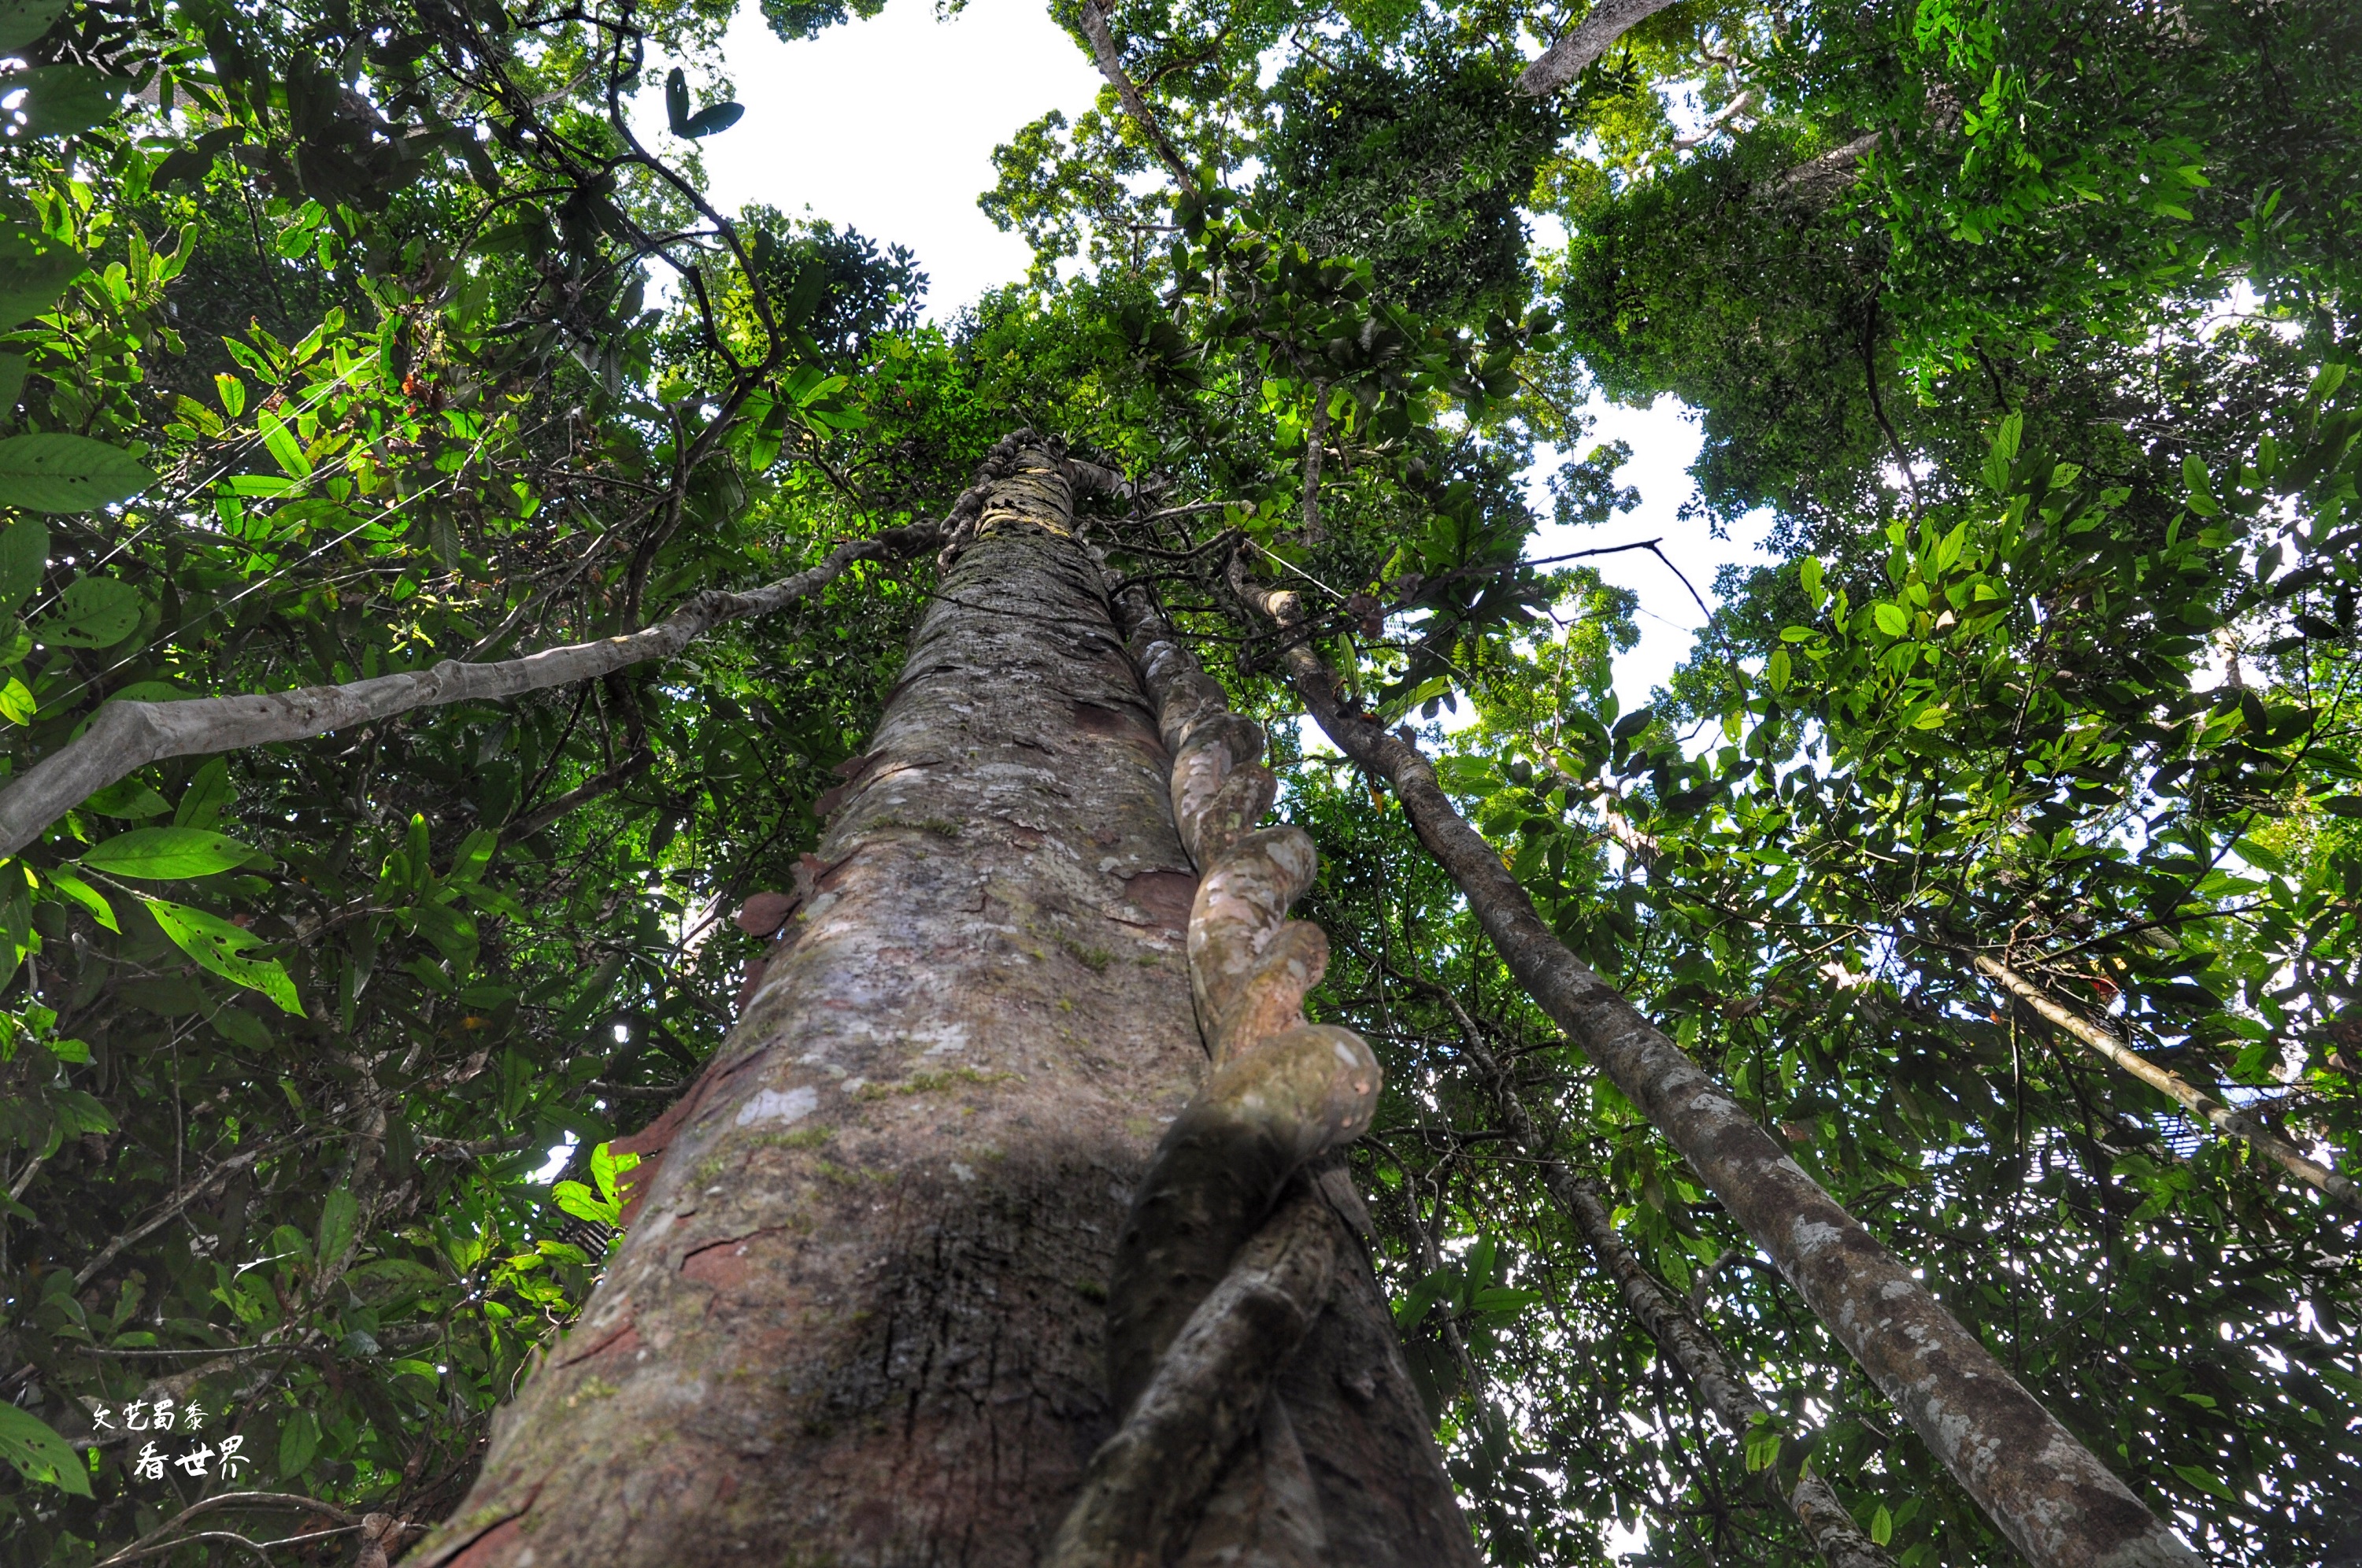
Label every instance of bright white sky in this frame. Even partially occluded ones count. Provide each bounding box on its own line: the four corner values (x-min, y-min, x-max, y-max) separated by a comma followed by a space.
665, 0, 1774, 711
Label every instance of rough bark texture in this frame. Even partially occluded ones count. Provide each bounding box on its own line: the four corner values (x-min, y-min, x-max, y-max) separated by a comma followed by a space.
1517, 0, 1683, 94
412, 445, 1208, 1567
0, 520, 944, 858
409, 449, 1472, 1568
1973, 952, 2360, 1212
1044, 583, 1476, 1568
1257, 590, 2203, 1568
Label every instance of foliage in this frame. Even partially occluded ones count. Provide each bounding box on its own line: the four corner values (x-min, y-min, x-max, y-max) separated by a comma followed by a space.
0, 0, 2354, 1563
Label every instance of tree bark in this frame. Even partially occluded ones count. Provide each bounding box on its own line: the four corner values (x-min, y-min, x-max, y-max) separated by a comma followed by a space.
1517, 0, 1683, 96
410, 446, 1468, 1567
1254, 589, 2203, 1568
1971, 952, 2360, 1212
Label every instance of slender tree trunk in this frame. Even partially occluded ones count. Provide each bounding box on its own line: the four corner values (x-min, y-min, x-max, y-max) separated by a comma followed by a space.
1255, 589, 2203, 1568
412, 445, 1467, 1567
1407, 973, 1892, 1568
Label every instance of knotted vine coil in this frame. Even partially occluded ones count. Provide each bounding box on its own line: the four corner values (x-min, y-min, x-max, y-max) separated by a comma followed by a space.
1046, 579, 1383, 1567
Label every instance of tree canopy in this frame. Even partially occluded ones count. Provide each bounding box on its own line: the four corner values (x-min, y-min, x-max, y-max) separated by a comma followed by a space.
0, 0, 2355, 1563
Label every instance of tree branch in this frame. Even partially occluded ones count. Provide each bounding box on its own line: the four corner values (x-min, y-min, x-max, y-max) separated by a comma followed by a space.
92, 1491, 365, 1568
1392, 964, 1892, 1568
1245, 582, 2202, 1568
509, 748, 655, 838
1970, 952, 2360, 1213
1076, 0, 1194, 186
0, 522, 941, 858
1519, 0, 1683, 96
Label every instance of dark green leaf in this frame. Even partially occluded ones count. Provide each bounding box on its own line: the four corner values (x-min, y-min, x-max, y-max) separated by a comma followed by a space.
0, 1402, 91, 1496
0, 434, 154, 513
0, 0, 68, 55
0, 515, 43, 608
33, 574, 142, 645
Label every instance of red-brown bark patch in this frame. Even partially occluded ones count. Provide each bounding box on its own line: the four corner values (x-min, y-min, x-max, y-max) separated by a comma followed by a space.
559, 1318, 642, 1367
680, 1230, 783, 1292
735, 889, 800, 937
1120, 868, 1198, 932
422, 1482, 542, 1568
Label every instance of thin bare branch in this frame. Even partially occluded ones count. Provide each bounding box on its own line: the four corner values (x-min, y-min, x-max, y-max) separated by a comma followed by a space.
0, 523, 940, 858
93, 1491, 365, 1568
1972, 953, 2360, 1212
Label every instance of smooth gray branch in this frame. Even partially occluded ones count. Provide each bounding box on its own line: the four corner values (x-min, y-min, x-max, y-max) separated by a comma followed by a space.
0, 522, 939, 859
1519, 0, 1683, 94
1076, 0, 1194, 185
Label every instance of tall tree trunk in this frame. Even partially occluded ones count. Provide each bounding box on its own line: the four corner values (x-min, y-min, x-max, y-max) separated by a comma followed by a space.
1253, 589, 2204, 1568
412, 442, 1467, 1567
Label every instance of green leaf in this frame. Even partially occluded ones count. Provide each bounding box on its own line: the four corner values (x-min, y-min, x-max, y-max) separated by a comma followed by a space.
276, 1408, 320, 1477
11, 64, 128, 139
2171, 1463, 2236, 1503
665, 66, 692, 134
214, 372, 246, 418
0, 517, 48, 610
1983, 412, 2023, 494
552, 1179, 619, 1227
347, 1258, 445, 1302
43, 864, 117, 931
174, 757, 232, 829
409, 898, 478, 964
1871, 1504, 1893, 1546
315, 1187, 358, 1270
104, 680, 188, 704
0, 434, 153, 514
1609, 707, 1655, 742
83, 777, 169, 818
80, 827, 254, 879
1873, 602, 1911, 638
257, 410, 311, 479
32, 574, 142, 646
0, 231, 87, 330
1798, 555, 1825, 607
681, 102, 745, 137
0, 675, 30, 724
0, 350, 24, 416
0, 0, 68, 56
0, 1401, 91, 1496
208, 1003, 272, 1052
590, 1141, 640, 1207
141, 897, 302, 1014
